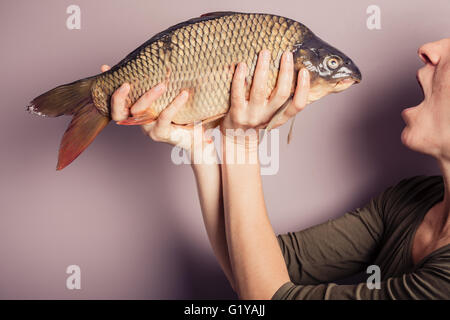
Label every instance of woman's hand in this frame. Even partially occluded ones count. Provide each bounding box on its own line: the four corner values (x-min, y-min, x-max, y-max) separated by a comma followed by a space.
220, 49, 310, 143
101, 65, 215, 161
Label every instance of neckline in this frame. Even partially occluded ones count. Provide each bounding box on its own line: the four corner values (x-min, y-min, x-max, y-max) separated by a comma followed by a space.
407, 180, 450, 269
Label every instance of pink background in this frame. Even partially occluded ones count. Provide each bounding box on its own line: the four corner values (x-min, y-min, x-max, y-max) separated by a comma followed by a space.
0, 0, 449, 299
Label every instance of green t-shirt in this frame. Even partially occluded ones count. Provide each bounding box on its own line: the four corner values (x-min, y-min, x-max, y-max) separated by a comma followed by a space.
273, 175, 450, 299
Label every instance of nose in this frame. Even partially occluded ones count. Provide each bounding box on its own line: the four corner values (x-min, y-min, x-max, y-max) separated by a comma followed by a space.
418, 42, 440, 65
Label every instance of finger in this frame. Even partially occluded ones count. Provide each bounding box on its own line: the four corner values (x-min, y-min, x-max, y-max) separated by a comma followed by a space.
130, 83, 166, 115
230, 62, 247, 109
283, 68, 310, 118
249, 49, 271, 104
155, 90, 189, 129
111, 83, 131, 121
141, 122, 156, 135
258, 112, 289, 130
268, 51, 293, 109
101, 64, 111, 72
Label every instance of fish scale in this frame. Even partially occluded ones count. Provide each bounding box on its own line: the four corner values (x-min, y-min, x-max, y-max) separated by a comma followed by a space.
91, 13, 303, 124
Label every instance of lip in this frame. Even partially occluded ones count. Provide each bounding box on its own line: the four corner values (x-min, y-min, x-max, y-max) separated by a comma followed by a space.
401, 108, 408, 123
416, 70, 424, 95
401, 106, 415, 124
351, 76, 361, 84
337, 78, 356, 86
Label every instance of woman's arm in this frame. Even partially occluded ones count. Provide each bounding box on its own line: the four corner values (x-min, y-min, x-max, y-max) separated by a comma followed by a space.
189, 143, 236, 290
219, 50, 311, 299
221, 138, 290, 299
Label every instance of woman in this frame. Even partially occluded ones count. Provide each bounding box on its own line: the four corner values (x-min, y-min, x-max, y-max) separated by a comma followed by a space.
102, 38, 450, 299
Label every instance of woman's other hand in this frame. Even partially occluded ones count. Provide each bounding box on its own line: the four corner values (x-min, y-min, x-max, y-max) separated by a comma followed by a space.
220, 49, 310, 142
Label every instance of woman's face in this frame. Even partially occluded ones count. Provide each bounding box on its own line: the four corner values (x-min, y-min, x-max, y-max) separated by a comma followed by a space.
401, 38, 450, 160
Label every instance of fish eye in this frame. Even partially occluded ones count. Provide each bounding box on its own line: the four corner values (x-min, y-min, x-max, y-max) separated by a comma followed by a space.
326, 56, 341, 70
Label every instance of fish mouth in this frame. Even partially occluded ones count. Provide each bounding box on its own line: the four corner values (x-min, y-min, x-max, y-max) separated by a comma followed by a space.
337, 78, 357, 86
332, 76, 360, 92
346, 72, 362, 84
340, 66, 362, 84
334, 69, 362, 87
336, 71, 362, 86
351, 76, 361, 84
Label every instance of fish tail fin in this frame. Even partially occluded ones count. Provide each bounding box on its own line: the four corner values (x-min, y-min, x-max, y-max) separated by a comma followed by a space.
56, 103, 110, 170
27, 78, 110, 170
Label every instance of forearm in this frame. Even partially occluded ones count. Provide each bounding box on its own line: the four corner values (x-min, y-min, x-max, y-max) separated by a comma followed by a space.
221, 137, 290, 299
189, 142, 235, 290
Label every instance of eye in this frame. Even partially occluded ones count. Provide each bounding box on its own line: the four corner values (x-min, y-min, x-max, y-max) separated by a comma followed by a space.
326, 56, 341, 69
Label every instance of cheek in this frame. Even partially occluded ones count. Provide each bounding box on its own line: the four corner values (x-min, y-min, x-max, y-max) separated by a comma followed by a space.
428, 62, 450, 123
412, 109, 434, 139
433, 61, 450, 101
426, 98, 450, 137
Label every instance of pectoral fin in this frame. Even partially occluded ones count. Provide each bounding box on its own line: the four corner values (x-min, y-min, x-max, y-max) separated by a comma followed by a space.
116, 110, 157, 125
287, 115, 296, 144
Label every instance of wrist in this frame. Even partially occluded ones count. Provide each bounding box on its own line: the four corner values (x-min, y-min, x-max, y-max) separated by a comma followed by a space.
189, 138, 219, 166
221, 127, 259, 149
221, 129, 259, 165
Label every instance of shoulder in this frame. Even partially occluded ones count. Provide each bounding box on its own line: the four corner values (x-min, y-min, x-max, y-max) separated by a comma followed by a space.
386, 174, 443, 203
377, 174, 444, 223
393, 174, 442, 191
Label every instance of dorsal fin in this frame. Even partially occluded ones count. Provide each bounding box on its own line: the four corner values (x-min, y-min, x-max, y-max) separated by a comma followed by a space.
200, 11, 237, 18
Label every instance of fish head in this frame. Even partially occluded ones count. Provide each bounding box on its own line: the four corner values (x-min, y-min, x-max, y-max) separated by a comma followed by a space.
293, 34, 362, 103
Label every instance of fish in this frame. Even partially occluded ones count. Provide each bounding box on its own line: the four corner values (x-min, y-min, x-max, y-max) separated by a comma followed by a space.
27, 11, 362, 170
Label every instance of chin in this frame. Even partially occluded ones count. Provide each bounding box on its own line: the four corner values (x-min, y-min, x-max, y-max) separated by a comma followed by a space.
401, 126, 420, 152
401, 126, 435, 156
401, 126, 412, 148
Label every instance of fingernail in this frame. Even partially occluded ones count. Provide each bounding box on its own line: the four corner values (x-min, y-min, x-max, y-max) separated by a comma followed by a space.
301, 69, 309, 84
238, 62, 246, 72
120, 83, 129, 92
180, 90, 188, 98
154, 83, 165, 92
262, 50, 270, 60
285, 51, 292, 62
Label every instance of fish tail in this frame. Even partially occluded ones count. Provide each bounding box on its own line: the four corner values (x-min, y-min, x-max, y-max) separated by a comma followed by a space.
27, 78, 110, 170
